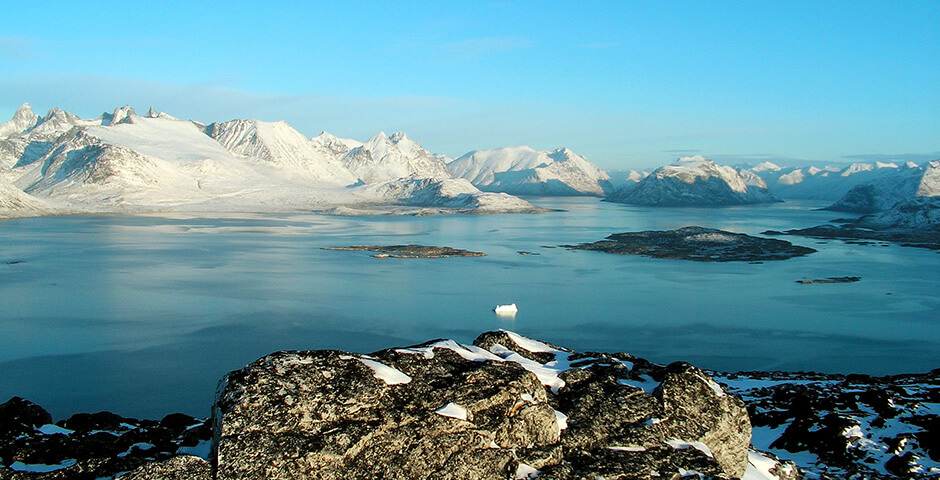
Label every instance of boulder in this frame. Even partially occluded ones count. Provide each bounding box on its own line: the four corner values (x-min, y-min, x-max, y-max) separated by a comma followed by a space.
212, 331, 753, 479
121, 455, 212, 480
0, 397, 52, 440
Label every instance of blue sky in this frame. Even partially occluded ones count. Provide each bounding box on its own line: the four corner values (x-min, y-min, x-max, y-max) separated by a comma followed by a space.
1, 1, 937, 170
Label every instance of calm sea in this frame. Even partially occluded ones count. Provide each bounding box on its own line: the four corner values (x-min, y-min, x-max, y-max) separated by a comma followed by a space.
1, 197, 937, 418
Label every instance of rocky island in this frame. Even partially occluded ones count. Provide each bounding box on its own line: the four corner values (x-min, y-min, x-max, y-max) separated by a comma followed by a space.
765, 198, 940, 251
2, 331, 937, 479
321, 244, 486, 258
565, 226, 816, 262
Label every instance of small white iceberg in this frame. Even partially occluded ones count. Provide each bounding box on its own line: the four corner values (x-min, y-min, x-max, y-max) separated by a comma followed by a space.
494, 303, 518, 314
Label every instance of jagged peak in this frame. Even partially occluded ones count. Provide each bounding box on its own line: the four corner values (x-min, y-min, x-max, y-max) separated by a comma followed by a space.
108, 105, 137, 126
389, 131, 409, 143
14, 102, 35, 116
146, 106, 158, 118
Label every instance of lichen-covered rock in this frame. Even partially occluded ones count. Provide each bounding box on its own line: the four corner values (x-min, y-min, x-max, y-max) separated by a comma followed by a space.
212, 331, 754, 479
212, 344, 559, 479
120, 455, 211, 480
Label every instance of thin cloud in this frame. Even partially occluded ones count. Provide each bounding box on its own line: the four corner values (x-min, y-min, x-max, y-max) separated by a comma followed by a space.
842, 152, 940, 164
442, 37, 530, 57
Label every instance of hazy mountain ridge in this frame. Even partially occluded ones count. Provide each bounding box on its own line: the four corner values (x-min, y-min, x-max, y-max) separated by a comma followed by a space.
605, 156, 779, 207
447, 145, 612, 196
823, 161, 940, 213
0, 104, 538, 217
745, 161, 933, 203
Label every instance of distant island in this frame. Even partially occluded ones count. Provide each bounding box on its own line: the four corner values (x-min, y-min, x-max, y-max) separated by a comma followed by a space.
322, 244, 486, 258
565, 226, 816, 262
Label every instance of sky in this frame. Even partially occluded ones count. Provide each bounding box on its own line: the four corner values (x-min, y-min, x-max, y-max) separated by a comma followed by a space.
0, 1, 937, 170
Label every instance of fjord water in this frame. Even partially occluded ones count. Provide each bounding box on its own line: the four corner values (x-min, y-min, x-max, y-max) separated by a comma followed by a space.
1, 198, 938, 419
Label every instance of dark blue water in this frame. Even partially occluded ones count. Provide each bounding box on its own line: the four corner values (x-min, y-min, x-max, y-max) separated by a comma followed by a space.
1, 198, 937, 419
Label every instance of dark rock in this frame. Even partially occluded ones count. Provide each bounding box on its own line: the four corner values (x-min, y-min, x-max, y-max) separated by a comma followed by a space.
565, 226, 816, 262
795, 276, 861, 284
321, 244, 486, 258
0, 398, 52, 440
58, 411, 129, 433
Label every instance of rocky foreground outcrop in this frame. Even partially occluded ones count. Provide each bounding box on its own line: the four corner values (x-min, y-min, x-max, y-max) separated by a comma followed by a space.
212, 331, 754, 479
0, 331, 802, 479
3, 332, 938, 479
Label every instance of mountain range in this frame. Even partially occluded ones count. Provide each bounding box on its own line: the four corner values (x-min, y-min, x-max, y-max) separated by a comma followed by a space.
0, 104, 547, 218
2, 103, 937, 219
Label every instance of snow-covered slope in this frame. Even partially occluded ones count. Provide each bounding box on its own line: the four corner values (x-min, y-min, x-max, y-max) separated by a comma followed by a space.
605, 156, 778, 207
447, 146, 611, 196
205, 119, 357, 185
851, 197, 940, 232
0, 105, 538, 218
750, 162, 903, 201
0, 175, 50, 218
351, 175, 539, 213
824, 161, 939, 213
340, 132, 450, 183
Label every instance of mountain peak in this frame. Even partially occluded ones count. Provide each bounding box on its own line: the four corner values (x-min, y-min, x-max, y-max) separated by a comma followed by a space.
390, 131, 410, 143
0, 102, 40, 138
109, 105, 137, 126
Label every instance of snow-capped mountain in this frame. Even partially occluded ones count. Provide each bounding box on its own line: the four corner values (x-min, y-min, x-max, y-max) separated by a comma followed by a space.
0, 103, 40, 139
606, 169, 649, 189
205, 119, 357, 185
823, 161, 939, 213
340, 132, 450, 184
0, 105, 537, 217
851, 197, 940, 232
447, 146, 611, 196
351, 175, 538, 213
748, 161, 904, 201
605, 156, 779, 207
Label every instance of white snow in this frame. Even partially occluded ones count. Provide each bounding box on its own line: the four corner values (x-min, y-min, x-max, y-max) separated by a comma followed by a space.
448, 145, 610, 196
435, 402, 468, 421
514, 462, 539, 479
339, 355, 412, 385
694, 372, 726, 396
743, 450, 794, 480
504, 330, 554, 353
9, 459, 77, 473
554, 409, 568, 432
609, 445, 647, 452
606, 156, 777, 206
177, 439, 212, 460
618, 375, 659, 394
666, 439, 714, 458
37, 424, 74, 435
0, 105, 540, 218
